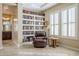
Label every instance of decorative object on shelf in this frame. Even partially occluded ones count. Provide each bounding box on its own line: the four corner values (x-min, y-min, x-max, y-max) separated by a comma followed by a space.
44, 20, 48, 27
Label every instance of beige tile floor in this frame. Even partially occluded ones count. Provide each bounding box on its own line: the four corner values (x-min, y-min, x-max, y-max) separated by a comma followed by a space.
0, 40, 79, 56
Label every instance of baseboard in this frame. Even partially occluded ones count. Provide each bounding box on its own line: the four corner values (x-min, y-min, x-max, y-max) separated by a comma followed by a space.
61, 44, 79, 52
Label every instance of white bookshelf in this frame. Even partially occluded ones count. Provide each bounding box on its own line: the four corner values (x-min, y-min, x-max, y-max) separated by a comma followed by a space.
22, 11, 45, 42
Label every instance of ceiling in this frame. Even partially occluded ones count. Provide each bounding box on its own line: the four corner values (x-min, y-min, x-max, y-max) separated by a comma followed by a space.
2, 4, 18, 18
22, 3, 58, 12
3, 3, 17, 6
2, 3, 58, 16
2, 3, 58, 12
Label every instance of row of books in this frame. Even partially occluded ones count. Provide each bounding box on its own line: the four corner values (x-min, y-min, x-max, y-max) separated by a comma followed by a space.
23, 20, 34, 24
23, 20, 44, 25
35, 26, 44, 30
23, 26, 34, 30
23, 15, 44, 20
23, 26, 44, 30
23, 10, 45, 16
23, 15, 34, 19
23, 31, 34, 35
23, 36, 33, 42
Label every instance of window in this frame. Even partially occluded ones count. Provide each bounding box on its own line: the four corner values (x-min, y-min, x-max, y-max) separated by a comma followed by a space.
50, 15, 54, 35
50, 6, 76, 38
68, 7, 76, 37
54, 13, 59, 35
61, 7, 76, 37
50, 12, 59, 35
61, 10, 68, 36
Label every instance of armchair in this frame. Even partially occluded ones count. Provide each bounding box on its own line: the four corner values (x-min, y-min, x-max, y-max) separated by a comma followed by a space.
33, 31, 47, 48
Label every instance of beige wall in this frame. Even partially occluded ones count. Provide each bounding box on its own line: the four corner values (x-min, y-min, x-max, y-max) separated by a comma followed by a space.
44, 3, 79, 49
0, 4, 2, 49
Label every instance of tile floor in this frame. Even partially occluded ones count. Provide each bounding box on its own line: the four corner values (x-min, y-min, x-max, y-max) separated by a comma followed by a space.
0, 40, 79, 56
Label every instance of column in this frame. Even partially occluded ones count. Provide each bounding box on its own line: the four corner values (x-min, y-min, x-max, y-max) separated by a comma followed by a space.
17, 3, 23, 47
0, 3, 3, 49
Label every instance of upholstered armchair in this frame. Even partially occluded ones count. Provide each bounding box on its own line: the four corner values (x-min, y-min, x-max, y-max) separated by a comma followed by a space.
33, 31, 47, 48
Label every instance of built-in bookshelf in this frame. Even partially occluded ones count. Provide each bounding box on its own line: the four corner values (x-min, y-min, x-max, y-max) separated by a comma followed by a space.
22, 10, 45, 42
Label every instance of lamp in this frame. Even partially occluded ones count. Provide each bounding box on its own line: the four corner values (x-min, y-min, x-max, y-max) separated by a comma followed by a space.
13, 18, 17, 21
3, 17, 10, 20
